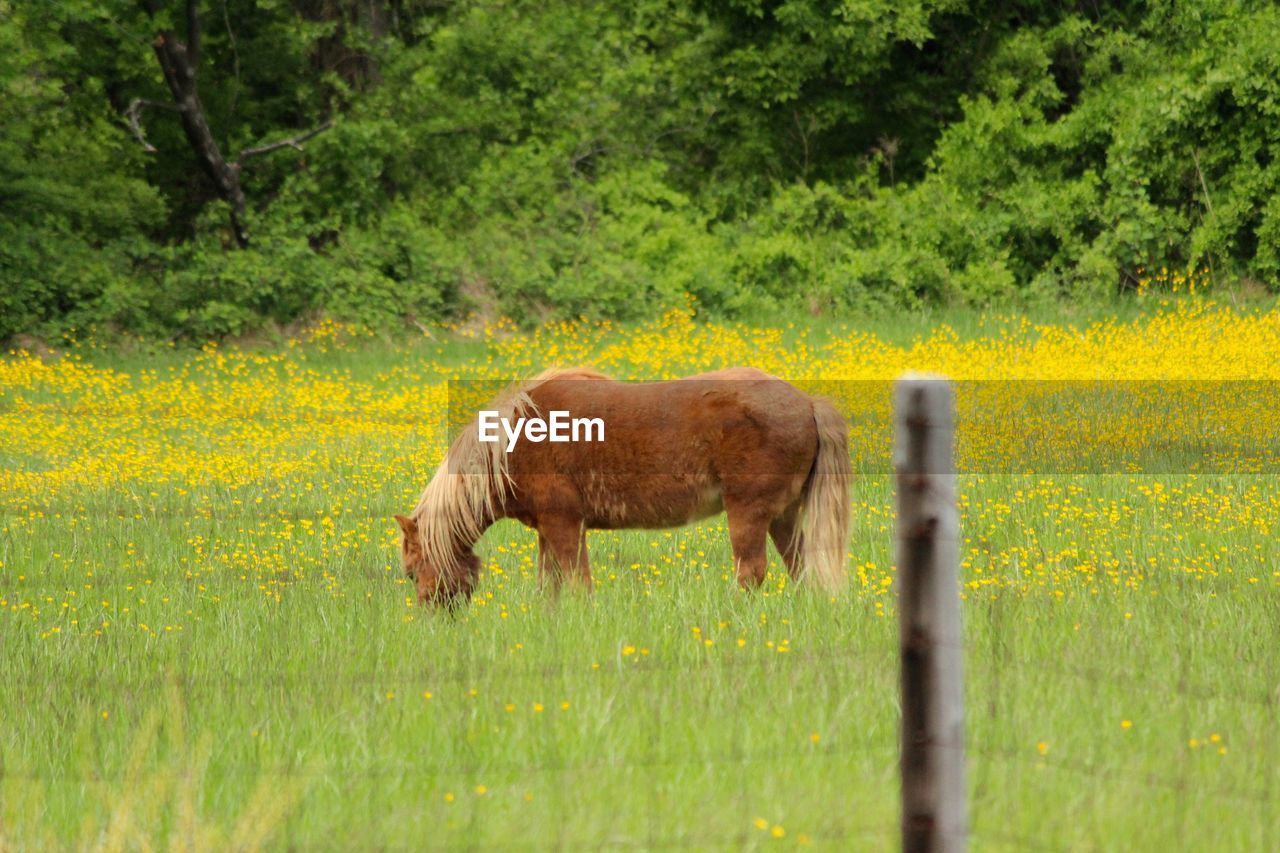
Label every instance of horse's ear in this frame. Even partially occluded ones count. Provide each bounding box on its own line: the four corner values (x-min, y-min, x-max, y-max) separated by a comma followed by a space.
394, 514, 416, 536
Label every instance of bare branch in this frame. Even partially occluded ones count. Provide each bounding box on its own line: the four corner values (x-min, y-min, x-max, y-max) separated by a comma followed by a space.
1191, 148, 1215, 216
125, 98, 182, 153
235, 119, 335, 165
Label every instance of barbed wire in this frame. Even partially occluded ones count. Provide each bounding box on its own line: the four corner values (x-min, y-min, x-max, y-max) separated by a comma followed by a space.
0, 645, 894, 690
3, 630, 1276, 708
0, 741, 899, 783
0, 404, 437, 427
2, 734, 1272, 842
2, 659, 1276, 712
5, 737, 1270, 808
3, 651, 1275, 847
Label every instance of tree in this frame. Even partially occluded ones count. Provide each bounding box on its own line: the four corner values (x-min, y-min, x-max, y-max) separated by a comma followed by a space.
127, 0, 333, 246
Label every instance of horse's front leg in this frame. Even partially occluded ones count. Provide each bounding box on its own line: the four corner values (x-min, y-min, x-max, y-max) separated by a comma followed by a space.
537, 515, 592, 593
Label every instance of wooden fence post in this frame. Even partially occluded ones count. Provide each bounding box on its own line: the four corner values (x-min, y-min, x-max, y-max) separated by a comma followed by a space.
895, 373, 967, 852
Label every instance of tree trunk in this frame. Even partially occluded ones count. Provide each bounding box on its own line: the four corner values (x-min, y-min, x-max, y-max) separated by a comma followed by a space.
151, 28, 250, 247
131, 1, 331, 246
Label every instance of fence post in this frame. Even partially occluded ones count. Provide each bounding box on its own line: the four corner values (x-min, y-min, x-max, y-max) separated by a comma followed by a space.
895, 373, 966, 853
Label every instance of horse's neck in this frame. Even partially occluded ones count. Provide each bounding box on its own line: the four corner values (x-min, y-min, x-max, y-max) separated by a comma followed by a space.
449, 501, 498, 554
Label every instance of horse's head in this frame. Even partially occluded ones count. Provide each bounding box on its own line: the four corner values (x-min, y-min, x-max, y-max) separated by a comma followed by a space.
394, 514, 478, 609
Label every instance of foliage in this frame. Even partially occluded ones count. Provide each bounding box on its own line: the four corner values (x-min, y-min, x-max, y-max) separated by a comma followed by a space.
3, 0, 1280, 340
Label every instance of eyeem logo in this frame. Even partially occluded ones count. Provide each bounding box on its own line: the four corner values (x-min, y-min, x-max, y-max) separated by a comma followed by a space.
478, 410, 605, 452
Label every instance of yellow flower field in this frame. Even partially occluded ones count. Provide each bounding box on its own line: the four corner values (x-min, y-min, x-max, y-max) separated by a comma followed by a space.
1, 299, 1277, 849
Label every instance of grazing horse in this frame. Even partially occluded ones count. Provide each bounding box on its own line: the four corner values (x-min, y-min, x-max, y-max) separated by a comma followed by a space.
395, 367, 851, 607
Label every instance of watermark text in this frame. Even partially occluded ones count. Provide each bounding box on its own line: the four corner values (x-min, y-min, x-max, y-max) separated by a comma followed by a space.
478, 410, 605, 451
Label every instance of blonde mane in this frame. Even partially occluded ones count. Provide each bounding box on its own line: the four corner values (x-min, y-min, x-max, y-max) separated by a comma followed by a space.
411, 367, 610, 574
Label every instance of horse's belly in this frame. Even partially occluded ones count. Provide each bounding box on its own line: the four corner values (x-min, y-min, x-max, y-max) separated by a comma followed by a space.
584, 479, 723, 529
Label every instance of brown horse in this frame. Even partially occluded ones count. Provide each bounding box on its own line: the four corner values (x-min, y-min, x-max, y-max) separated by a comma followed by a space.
395, 367, 851, 607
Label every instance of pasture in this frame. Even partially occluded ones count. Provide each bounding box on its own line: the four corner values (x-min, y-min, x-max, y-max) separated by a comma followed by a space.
2, 300, 1278, 849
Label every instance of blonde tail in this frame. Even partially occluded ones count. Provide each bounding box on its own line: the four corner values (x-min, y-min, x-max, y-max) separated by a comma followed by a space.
800, 397, 852, 591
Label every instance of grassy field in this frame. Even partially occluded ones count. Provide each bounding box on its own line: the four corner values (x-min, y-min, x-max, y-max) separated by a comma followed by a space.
2, 298, 1279, 850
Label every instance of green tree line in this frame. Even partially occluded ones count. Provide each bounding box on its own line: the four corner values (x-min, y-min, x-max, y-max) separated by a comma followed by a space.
3, 0, 1278, 340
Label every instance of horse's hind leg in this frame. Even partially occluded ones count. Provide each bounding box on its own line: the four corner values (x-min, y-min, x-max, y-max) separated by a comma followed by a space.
725, 502, 771, 589
769, 500, 804, 582
537, 533, 554, 591
538, 516, 592, 593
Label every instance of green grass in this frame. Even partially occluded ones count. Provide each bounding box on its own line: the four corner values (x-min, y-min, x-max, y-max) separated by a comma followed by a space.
2, 306, 1279, 850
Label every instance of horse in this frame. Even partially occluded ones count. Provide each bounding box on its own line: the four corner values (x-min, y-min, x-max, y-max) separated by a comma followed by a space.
395, 367, 851, 607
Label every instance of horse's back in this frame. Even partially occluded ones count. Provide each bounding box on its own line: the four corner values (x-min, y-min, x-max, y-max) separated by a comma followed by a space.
529, 367, 813, 442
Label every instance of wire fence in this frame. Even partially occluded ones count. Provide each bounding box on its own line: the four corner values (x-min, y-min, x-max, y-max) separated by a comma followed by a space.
2, 653, 1276, 710
3, 631, 1276, 847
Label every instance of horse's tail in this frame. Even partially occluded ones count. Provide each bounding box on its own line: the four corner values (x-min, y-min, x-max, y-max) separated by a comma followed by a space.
799, 396, 851, 592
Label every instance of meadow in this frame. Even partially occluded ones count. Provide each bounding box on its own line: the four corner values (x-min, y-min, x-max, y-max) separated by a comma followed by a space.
2, 297, 1279, 850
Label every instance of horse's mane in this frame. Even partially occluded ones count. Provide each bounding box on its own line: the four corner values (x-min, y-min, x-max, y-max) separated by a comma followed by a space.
411, 367, 610, 574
